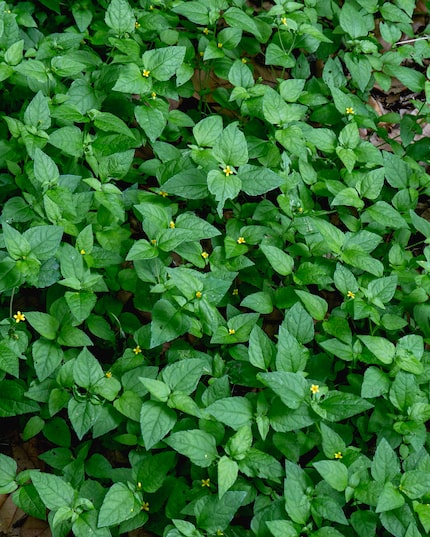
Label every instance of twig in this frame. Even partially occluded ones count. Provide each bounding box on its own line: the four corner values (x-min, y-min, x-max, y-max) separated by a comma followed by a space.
395, 35, 429, 45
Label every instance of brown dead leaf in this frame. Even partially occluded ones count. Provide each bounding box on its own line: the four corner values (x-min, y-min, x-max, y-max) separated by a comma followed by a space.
0, 494, 26, 534
20, 516, 52, 537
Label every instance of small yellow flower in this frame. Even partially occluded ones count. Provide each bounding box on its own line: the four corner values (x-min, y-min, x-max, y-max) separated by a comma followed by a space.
223, 165, 233, 176
298, 207, 303, 213
105, 371, 112, 378
228, 328, 236, 335
195, 291, 202, 299
151, 91, 157, 99
346, 107, 355, 115
241, 57, 247, 64
169, 220, 175, 229
137, 482, 142, 489
13, 311, 25, 323
347, 290, 355, 299
217, 42, 223, 48
232, 288, 239, 296
133, 345, 142, 355
159, 191, 168, 197
142, 69, 151, 77
135, 21, 141, 29
281, 17, 288, 26
203, 27, 209, 35
199, 51, 204, 57
237, 236, 246, 244
201, 251, 209, 259
201, 478, 211, 487
80, 248, 86, 255
216, 531, 224, 536
151, 239, 157, 245
310, 384, 320, 394
149, 5, 154, 10
141, 501, 150, 512
334, 451, 343, 459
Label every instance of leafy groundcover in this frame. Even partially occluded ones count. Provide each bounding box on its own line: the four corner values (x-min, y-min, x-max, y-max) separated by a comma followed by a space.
1, 0, 430, 536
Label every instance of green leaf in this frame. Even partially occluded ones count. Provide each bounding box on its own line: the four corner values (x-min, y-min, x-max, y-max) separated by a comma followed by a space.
257, 372, 307, 409
376, 481, 405, 513
295, 290, 328, 321
25, 311, 59, 340
284, 302, 314, 344
32, 339, 63, 382
49, 126, 84, 158
165, 429, 218, 467
135, 103, 168, 142
142, 46, 186, 81
371, 438, 400, 484
30, 471, 75, 511
139, 377, 171, 402
0, 453, 17, 494
389, 372, 417, 411
195, 491, 246, 533
112, 63, 152, 94
318, 391, 373, 421
206, 397, 253, 430
212, 122, 248, 167
223, 7, 262, 41
217, 456, 239, 499
364, 201, 408, 229
284, 461, 311, 524
105, 0, 136, 34
140, 400, 177, 449
312, 218, 345, 254
98, 482, 141, 527
161, 168, 208, 199
384, 65, 426, 93
313, 460, 348, 491
68, 398, 101, 439
0, 380, 40, 417
357, 335, 395, 365
2, 222, 31, 259
208, 169, 242, 216
0, 342, 19, 378
24, 91, 51, 130
162, 358, 211, 394
239, 165, 283, 196
266, 520, 298, 537
24, 225, 63, 261
193, 116, 224, 147
65, 291, 97, 323
150, 299, 191, 348
339, 2, 373, 37
260, 244, 294, 276
73, 347, 103, 388
248, 324, 275, 370
361, 366, 391, 398
172, 1, 211, 25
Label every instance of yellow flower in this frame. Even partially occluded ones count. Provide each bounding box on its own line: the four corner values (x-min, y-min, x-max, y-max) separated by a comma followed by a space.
345, 107, 355, 115
201, 478, 210, 487
137, 482, 142, 489
149, 5, 154, 10
232, 288, 239, 296
203, 28, 209, 35
141, 501, 150, 512
159, 191, 168, 197
199, 51, 204, 57
133, 345, 142, 355
228, 328, 236, 335
201, 251, 209, 259
151, 91, 157, 99
80, 248, 86, 255
13, 311, 25, 323
310, 384, 320, 394
241, 57, 247, 64
151, 239, 157, 245
216, 531, 224, 536
237, 236, 246, 244
195, 291, 202, 299
169, 220, 175, 229
142, 69, 151, 77
223, 165, 233, 176
347, 290, 355, 299
281, 16, 288, 26
217, 42, 223, 48
135, 21, 141, 29
105, 371, 112, 378
334, 451, 343, 459
298, 207, 303, 213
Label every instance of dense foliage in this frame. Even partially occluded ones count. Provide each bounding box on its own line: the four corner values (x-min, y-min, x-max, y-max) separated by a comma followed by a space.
0, 0, 430, 536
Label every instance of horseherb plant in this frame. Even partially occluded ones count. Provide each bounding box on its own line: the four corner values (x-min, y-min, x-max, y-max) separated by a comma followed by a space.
0, 0, 430, 536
